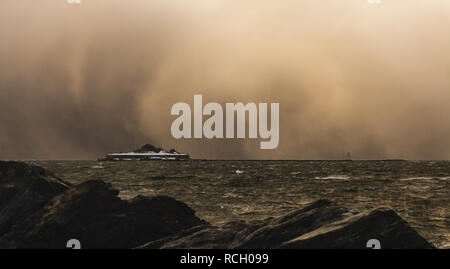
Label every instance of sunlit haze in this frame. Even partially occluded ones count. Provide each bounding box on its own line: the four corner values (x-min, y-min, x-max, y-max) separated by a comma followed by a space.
1, 0, 450, 159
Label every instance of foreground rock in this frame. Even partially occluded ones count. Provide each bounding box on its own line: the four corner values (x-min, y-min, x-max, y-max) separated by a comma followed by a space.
139, 200, 434, 249
138, 200, 348, 249
0, 161, 70, 236
280, 208, 434, 249
0, 162, 204, 249
140, 222, 245, 249
231, 200, 348, 249
0, 161, 435, 249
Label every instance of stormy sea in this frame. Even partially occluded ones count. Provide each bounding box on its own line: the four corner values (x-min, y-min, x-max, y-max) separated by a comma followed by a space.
28, 160, 449, 249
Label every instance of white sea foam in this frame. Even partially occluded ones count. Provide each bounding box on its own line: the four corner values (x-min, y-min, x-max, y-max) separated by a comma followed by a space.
399, 177, 433, 181
315, 175, 351, 180
90, 165, 104, 169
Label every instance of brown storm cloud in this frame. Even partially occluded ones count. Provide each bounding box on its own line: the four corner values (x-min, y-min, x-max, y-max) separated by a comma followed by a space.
1, 0, 450, 160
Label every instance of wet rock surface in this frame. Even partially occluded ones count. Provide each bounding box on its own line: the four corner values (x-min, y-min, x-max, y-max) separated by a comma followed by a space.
140, 222, 249, 249
280, 208, 434, 249
231, 200, 347, 249
0, 161, 70, 236
139, 200, 434, 249
0, 161, 436, 249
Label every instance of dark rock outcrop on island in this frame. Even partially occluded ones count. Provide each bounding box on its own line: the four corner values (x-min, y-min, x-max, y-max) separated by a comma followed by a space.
134, 144, 162, 153
0, 161, 436, 249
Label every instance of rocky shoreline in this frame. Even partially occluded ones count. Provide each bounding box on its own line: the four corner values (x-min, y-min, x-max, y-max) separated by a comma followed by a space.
0, 161, 435, 249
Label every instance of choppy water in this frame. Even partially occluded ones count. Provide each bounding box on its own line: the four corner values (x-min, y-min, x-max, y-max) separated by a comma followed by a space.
29, 160, 449, 248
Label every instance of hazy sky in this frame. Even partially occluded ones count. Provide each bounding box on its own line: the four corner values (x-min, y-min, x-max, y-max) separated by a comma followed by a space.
1, 0, 450, 160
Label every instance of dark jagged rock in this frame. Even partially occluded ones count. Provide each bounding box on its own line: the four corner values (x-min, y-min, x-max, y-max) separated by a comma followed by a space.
231, 200, 348, 249
0, 161, 70, 236
138, 200, 435, 249
137, 224, 212, 249
280, 208, 435, 249
140, 221, 249, 249
0, 180, 205, 249
138, 200, 348, 249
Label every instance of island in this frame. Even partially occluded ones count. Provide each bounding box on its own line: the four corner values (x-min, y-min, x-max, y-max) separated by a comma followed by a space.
100, 144, 189, 161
